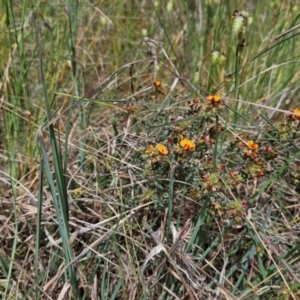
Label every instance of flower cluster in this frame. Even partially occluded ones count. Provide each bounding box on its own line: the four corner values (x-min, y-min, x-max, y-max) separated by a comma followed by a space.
233, 136, 267, 178
131, 72, 294, 231
188, 95, 225, 116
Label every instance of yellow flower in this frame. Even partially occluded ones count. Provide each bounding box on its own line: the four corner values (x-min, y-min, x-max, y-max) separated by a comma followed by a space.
156, 144, 169, 155
145, 144, 154, 154
207, 95, 221, 104
180, 139, 196, 151
246, 140, 259, 150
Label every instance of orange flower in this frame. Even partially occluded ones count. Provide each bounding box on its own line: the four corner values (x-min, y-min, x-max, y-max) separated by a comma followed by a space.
153, 80, 165, 95
145, 144, 154, 154
246, 140, 259, 150
153, 80, 162, 87
180, 139, 196, 151
207, 95, 221, 104
156, 144, 168, 155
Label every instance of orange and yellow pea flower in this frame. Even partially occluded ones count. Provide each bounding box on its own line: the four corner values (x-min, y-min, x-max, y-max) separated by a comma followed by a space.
153, 81, 162, 88
145, 143, 169, 155
246, 140, 259, 150
207, 95, 221, 104
156, 144, 169, 155
179, 139, 196, 151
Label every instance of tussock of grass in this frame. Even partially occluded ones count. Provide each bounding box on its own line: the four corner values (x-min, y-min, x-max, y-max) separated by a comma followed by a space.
1, 1, 300, 299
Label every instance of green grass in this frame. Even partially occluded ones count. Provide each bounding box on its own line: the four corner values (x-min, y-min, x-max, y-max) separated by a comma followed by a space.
1, 0, 300, 299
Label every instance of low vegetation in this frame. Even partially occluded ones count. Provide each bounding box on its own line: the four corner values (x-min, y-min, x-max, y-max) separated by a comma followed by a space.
1, 1, 300, 299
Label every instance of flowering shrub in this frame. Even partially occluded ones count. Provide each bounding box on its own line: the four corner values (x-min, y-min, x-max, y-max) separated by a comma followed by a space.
119, 78, 300, 243
94, 9, 300, 297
